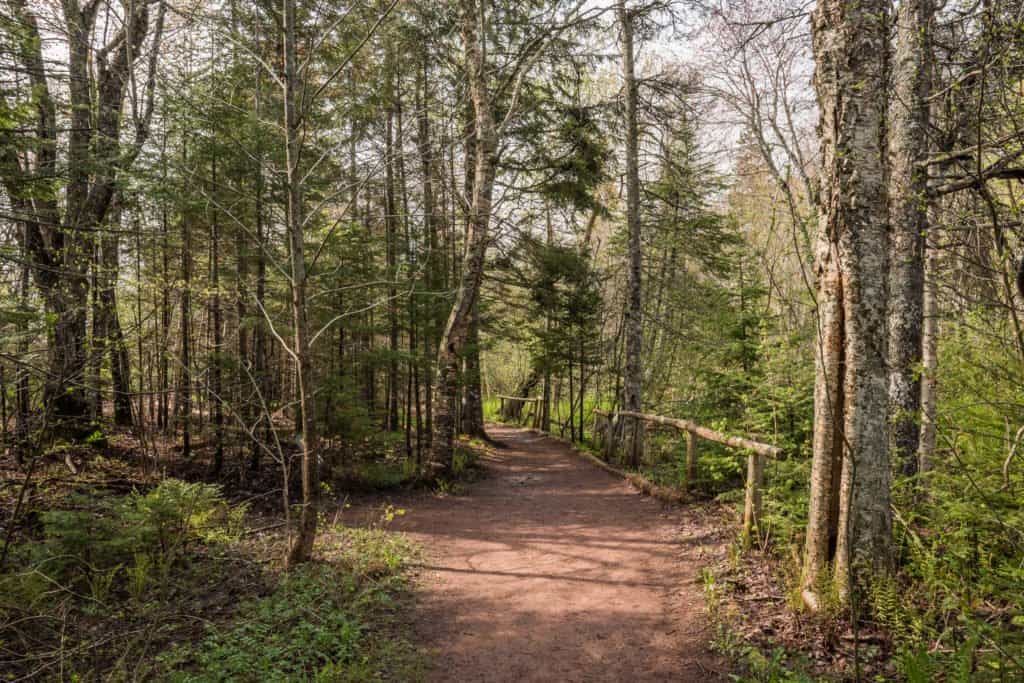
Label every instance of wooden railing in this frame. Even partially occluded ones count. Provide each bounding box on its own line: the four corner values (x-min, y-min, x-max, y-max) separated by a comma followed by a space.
594, 409, 782, 536
495, 395, 541, 429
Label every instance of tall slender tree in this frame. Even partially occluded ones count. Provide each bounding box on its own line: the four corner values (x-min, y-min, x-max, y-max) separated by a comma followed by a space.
282, 0, 318, 566
618, 0, 644, 468
429, 0, 498, 470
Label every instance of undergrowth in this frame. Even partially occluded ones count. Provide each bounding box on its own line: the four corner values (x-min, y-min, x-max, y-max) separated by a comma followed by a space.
0, 477, 422, 681
161, 526, 421, 682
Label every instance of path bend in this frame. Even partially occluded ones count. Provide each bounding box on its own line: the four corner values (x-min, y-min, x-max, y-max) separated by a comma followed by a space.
366, 424, 727, 682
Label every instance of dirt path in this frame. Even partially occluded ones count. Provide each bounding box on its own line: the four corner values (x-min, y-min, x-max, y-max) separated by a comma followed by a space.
360, 425, 728, 682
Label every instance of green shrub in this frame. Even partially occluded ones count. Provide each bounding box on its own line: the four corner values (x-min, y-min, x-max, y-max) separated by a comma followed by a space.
452, 446, 478, 477
352, 459, 414, 489
84, 426, 108, 448
35, 479, 240, 585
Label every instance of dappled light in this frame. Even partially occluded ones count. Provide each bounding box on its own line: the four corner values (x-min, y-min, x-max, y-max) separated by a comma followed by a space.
2, 0, 1023, 679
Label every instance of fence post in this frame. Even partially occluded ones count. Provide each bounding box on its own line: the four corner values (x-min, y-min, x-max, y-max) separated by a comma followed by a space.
603, 413, 619, 461
686, 430, 698, 488
743, 451, 765, 538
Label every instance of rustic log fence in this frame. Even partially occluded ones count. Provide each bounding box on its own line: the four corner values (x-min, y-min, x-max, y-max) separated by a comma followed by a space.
594, 409, 782, 536
496, 395, 541, 429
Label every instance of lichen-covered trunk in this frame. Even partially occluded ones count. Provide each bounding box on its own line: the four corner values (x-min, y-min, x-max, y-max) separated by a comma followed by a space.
5, 0, 153, 434
429, 0, 495, 472
618, 0, 644, 468
803, 238, 845, 596
888, 0, 932, 476
803, 0, 893, 604
102, 241, 133, 427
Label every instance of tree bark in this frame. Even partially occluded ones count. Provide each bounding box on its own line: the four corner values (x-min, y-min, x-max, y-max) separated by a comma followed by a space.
802, 0, 893, 604
917, 233, 939, 475
618, 0, 644, 468
888, 0, 933, 476
461, 304, 486, 437
178, 156, 193, 459
415, 55, 440, 449
251, 79, 269, 471
384, 57, 401, 433
92, 202, 133, 427
160, 201, 171, 432
14, 229, 31, 463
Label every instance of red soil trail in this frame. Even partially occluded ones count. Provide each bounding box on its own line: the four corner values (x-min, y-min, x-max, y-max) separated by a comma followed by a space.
364, 424, 728, 682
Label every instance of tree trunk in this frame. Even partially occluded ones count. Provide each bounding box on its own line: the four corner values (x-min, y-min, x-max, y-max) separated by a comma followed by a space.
283, 0, 318, 566
98, 204, 132, 426
251, 120, 269, 471
888, 0, 932, 476
179, 164, 192, 459
501, 368, 541, 421
384, 59, 401, 432
618, 0, 644, 468
429, 0, 496, 471
90, 243, 104, 421
802, 0, 893, 605
14, 232, 30, 463
917, 234, 939, 475
3, 0, 155, 434
211, 157, 224, 474
461, 304, 486, 437
415, 55, 440, 449
160, 203, 171, 432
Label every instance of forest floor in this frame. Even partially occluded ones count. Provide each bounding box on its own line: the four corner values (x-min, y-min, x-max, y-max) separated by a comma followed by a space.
346, 424, 731, 682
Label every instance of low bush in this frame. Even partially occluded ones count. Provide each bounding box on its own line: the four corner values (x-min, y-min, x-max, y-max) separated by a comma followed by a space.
30, 479, 242, 587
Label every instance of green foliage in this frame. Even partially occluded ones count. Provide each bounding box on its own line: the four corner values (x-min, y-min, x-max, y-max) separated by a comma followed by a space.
34, 479, 241, 585
84, 426, 108, 448
452, 445, 479, 477
161, 528, 420, 682
535, 104, 611, 213
866, 312, 1024, 679
525, 240, 604, 381
350, 458, 416, 489
728, 647, 823, 683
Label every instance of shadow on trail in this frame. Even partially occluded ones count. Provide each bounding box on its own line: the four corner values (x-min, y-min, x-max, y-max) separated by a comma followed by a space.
346, 424, 729, 683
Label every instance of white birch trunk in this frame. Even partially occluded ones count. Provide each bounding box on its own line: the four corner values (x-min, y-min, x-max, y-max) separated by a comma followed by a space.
803, 0, 893, 604
888, 0, 933, 476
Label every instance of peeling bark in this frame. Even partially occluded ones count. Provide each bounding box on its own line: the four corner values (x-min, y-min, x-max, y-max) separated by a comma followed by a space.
803, 0, 893, 603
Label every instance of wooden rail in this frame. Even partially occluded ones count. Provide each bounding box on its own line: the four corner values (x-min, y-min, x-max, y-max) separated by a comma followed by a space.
496, 395, 541, 429
596, 409, 782, 537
